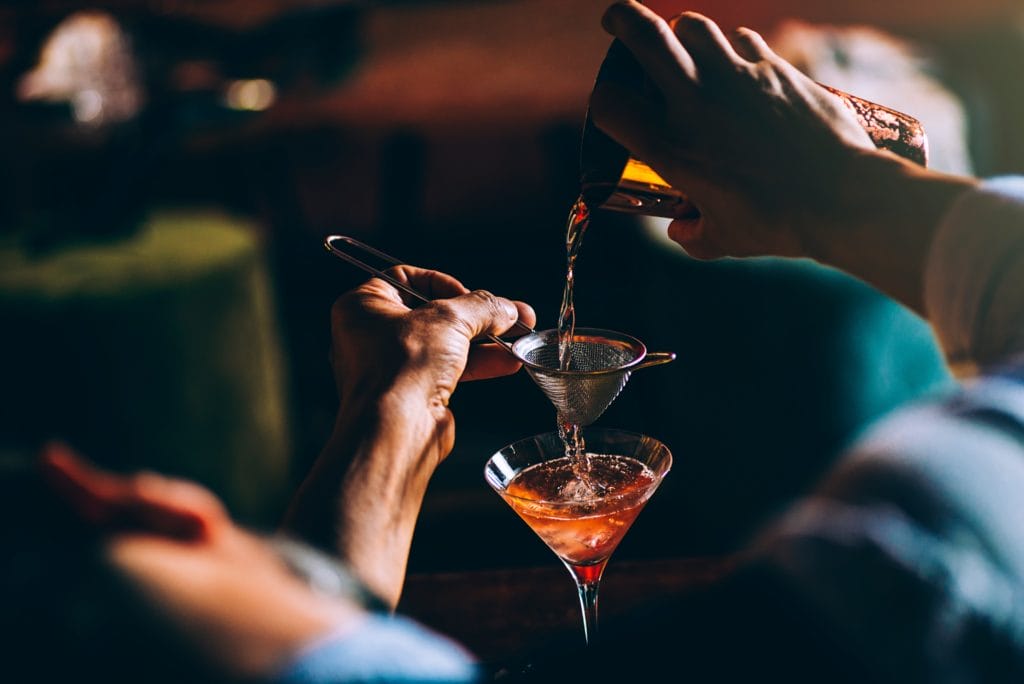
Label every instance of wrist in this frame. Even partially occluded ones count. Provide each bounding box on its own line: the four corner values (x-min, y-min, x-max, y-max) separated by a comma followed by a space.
334, 373, 447, 455
283, 382, 439, 548
295, 377, 450, 601
332, 392, 443, 608
797, 150, 978, 312
796, 149, 912, 256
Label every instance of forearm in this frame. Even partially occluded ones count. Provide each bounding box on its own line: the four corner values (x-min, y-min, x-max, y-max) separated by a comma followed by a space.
331, 398, 439, 611
800, 151, 977, 317
282, 386, 441, 610
806, 153, 1024, 369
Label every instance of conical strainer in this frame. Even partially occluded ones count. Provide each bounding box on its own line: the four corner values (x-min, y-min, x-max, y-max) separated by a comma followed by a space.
323, 235, 675, 426
513, 328, 675, 426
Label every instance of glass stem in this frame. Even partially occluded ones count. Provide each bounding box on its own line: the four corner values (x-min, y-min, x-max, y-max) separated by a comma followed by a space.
566, 560, 608, 646
576, 579, 600, 645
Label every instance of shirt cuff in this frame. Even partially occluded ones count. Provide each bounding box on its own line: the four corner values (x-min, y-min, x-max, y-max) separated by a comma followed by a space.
924, 176, 1024, 367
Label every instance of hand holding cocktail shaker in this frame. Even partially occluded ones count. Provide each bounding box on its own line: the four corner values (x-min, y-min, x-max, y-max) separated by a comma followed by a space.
580, 36, 930, 219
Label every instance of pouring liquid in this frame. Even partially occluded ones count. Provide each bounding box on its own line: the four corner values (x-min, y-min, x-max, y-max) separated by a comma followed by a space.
556, 195, 605, 494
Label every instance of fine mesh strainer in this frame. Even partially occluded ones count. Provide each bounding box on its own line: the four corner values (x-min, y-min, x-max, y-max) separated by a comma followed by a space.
324, 235, 675, 426
513, 328, 675, 426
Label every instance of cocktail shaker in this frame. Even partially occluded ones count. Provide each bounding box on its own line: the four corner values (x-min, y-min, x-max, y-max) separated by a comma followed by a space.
580, 38, 929, 219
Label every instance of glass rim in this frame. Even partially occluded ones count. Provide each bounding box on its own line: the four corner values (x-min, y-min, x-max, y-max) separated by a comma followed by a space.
484, 428, 672, 507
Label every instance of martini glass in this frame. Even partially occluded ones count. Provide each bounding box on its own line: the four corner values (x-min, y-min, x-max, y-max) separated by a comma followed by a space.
485, 428, 672, 645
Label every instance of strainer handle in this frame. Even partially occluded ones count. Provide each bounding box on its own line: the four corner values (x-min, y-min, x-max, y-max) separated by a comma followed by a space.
635, 351, 676, 370
325, 235, 434, 306
323, 235, 529, 354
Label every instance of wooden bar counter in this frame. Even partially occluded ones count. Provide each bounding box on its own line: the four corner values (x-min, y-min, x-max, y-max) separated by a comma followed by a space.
399, 556, 730, 663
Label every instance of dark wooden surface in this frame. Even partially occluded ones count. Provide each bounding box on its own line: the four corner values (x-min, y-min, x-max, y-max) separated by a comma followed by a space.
399, 556, 731, 663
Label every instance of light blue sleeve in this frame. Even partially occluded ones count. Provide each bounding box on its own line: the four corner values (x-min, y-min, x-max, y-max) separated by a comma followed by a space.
275, 613, 482, 684
745, 367, 1024, 681
924, 176, 1024, 366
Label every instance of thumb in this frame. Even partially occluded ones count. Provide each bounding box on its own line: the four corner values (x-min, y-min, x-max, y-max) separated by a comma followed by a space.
667, 215, 722, 259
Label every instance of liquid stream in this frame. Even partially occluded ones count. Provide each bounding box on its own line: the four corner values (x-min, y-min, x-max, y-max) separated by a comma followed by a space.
556, 195, 595, 487
558, 195, 591, 372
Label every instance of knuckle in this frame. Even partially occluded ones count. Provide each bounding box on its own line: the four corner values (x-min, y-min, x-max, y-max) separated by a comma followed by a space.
734, 61, 756, 80
396, 334, 423, 363
418, 299, 469, 336
470, 288, 500, 313
425, 298, 460, 323
473, 289, 516, 327
750, 61, 782, 90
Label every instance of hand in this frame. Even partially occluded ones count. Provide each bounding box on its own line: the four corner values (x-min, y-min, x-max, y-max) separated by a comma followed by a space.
592, 2, 880, 260
38, 442, 361, 679
285, 266, 535, 605
592, 1, 978, 312
329, 265, 536, 461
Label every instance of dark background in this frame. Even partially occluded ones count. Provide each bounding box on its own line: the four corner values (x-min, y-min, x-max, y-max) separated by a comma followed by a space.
2, 0, 1023, 573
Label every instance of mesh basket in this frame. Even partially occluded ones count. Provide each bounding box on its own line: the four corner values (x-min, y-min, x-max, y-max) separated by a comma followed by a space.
512, 328, 673, 426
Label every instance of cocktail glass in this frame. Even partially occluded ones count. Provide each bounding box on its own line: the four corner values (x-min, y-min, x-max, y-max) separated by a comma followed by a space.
484, 428, 672, 645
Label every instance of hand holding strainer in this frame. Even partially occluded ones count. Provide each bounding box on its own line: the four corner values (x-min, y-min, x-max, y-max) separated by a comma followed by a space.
324, 235, 675, 426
